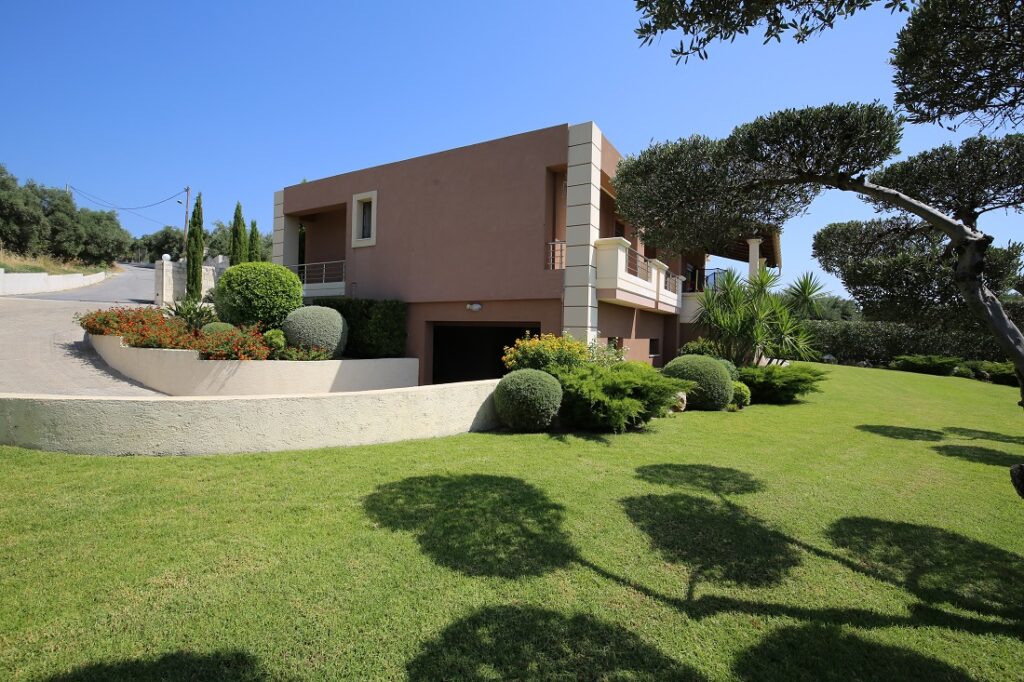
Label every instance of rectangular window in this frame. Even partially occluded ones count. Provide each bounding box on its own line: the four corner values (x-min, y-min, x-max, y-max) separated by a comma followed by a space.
649, 338, 661, 357
360, 200, 373, 239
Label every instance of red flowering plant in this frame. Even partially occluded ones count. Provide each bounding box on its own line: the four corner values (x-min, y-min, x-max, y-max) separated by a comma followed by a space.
77, 307, 196, 350
194, 326, 270, 360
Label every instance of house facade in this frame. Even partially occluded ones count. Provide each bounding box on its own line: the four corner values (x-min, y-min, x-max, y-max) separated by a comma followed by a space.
272, 122, 780, 384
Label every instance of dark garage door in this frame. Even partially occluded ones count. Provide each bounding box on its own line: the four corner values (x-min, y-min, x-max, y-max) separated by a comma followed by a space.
432, 324, 540, 384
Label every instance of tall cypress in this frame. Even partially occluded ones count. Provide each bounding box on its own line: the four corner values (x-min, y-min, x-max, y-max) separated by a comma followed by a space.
229, 201, 248, 264
185, 193, 205, 300
247, 219, 262, 262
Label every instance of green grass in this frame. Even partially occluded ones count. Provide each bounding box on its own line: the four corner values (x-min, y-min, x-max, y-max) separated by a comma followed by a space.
2, 364, 1023, 680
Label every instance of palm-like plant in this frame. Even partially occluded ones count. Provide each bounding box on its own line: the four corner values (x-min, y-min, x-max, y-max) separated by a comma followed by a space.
697, 268, 818, 365
783, 272, 826, 319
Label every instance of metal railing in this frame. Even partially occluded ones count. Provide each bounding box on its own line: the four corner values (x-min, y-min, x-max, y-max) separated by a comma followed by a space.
546, 241, 566, 270
682, 267, 725, 293
625, 247, 651, 282
663, 272, 682, 294
286, 260, 346, 284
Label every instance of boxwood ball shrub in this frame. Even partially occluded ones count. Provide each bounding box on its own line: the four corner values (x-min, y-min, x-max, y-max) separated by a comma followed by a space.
731, 381, 751, 408
662, 354, 733, 410
214, 262, 303, 328
718, 358, 739, 380
493, 369, 562, 432
282, 306, 348, 358
201, 321, 235, 335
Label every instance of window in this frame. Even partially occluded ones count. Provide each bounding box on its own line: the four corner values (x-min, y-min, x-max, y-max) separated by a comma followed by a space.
350, 190, 377, 248
360, 200, 373, 239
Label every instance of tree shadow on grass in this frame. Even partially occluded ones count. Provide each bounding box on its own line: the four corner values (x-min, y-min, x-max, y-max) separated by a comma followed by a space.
636, 464, 763, 495
855, 425, 944, 441
44, 650, 267, 681
545, 430, 612, 446
826, 517, 1024, 620
944, 427, 1024, 447
621, 493, 801, 591
406, 605, 704, 681
932, 444, 1021, 468
362, 474, 576, 578
732, 624, 976, 681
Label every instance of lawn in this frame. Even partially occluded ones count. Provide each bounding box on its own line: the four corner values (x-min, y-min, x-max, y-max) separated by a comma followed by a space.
1, 364, 1023, 680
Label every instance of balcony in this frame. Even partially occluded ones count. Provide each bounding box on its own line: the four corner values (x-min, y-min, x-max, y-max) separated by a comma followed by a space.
285, 260, 346, 297
593, 237, 679, 315
679, 268, 724, 322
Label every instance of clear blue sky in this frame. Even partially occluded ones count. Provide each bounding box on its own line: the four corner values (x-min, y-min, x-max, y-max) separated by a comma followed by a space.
1, 1, 1016, 294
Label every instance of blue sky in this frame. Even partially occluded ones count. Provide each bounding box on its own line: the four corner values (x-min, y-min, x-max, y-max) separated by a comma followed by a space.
1, 1, 1016, 294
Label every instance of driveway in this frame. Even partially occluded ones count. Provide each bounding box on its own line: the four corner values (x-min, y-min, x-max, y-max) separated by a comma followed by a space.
0, 265, 160, 396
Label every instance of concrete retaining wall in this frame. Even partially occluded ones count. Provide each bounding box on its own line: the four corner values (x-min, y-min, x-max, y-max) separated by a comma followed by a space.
0, 380, 499, 455
0, 269, 105, 295
89, 334, 419, 396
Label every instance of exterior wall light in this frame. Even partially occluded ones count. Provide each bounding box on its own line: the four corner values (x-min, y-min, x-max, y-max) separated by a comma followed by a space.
466, 303, 483, 312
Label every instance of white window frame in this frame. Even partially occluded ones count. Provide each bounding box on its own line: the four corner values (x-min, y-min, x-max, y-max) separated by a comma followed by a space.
351, 190, 378, 248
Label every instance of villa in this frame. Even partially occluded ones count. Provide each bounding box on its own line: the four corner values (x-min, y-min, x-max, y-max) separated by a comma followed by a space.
272, 123, 781, 384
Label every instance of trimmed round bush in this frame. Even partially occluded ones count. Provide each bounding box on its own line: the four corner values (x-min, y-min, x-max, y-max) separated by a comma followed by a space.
493, 369, 562, 432
282, 306, 348, 358
213, 262, 303, 328
731, 381, 751, 408
662, 354, 734, 410
201, 321, 235, 335
718, 358, 738, 380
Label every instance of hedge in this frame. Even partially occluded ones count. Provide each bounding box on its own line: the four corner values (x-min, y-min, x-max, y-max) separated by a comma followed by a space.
313, 297, 407, 358
803, 319, 1015, 365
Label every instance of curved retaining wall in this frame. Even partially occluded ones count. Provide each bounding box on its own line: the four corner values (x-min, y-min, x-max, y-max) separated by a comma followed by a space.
0, 270, 105, 295
89, 334, 419, 395
0, 380, 499, 455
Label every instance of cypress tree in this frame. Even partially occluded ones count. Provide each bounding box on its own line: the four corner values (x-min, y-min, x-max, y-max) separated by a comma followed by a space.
185, 192, 205, 300
247, 219, 262, 261
229, 201, 248, 264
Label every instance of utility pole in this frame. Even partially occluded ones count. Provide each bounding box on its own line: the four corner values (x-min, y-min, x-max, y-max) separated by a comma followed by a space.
181, 186, 191, 255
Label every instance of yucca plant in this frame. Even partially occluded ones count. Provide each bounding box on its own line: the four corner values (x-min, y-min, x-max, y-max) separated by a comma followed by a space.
697, 268, 819, 366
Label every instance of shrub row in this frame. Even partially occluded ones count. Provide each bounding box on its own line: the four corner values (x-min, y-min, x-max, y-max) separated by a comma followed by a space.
313, 297, 406, 358
737, 365, 828, 404
803, 319, 1014, 364
887, 354, 1019, 386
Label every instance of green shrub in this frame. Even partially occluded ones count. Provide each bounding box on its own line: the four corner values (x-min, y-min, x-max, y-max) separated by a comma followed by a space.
718, 358, 738, 380
282, 306, 348, 358
893, 355, 960, 376
662, 354, 733, 411
214, 262, 303, 328
271, 345, 332, 361
737, 364, 828, 404
493, 369, 562, 432
731, 381, 751, 408
554, 362, 690, 433
502, 332, 589, 372
163, 297, 216, 332
313, 297, 407, 358
201, 321, 235, 335
962, 360, 1019, 386
952, 365, 975, 379
263, 328, 286, 352
678, 337, 722, 357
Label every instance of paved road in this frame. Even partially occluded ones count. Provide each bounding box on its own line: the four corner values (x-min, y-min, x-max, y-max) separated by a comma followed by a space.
15, 263, 155, 303
0, 266, 159, 395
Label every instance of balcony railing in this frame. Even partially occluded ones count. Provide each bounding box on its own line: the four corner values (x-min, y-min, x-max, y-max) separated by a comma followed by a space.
286, 260, 346, 284
546, 241, 566, 270
663, 272, 682, 294
682, 267, 725, 293
625, 247, 652, 282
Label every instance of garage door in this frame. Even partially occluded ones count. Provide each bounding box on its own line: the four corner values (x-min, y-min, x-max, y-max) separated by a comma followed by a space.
432, 324, 539, 384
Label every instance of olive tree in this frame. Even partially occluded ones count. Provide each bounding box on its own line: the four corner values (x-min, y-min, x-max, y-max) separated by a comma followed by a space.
614, 103, 1024, 406
634, 0, 1023, 129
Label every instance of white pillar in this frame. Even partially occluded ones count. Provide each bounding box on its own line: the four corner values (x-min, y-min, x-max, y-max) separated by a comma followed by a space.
747, 238, 763, 280
562, 122, 602, 343
272, 190, 300, 265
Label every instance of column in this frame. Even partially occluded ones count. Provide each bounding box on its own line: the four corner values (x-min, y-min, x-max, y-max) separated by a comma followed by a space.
562, 122, 602, 343
272, 190, 300, 266
747, 238, 762, 280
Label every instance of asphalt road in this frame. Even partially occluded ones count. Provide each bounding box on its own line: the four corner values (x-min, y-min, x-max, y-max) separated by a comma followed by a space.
0, 265, 159, 395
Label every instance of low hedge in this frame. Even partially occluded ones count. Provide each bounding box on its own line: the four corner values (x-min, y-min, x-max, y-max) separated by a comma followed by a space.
961, 360, 1020, 386
737, 365, 828, 404
892, 355, 960, 376
493, 369, 562, 432
313, 297, 406, 358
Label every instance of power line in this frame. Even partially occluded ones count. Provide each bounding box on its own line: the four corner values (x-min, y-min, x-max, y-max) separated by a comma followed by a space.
68, 185, 180, 227
68, 185, 186, 211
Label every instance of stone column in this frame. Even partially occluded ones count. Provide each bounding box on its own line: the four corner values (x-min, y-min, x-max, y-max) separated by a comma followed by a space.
563, 122, 602, 343
747, 238, 763, 280
272, 190, 300, 265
